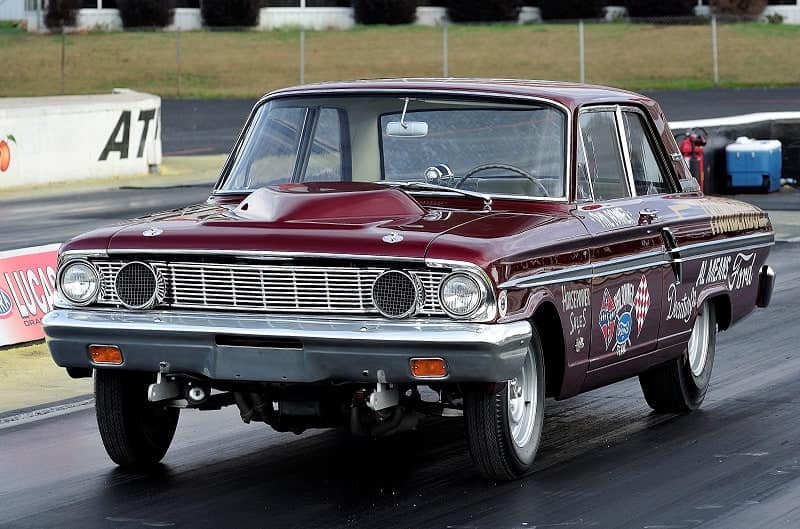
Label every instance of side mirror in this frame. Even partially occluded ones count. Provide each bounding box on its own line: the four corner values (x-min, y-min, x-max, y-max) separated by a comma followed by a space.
386, 121, 429, 138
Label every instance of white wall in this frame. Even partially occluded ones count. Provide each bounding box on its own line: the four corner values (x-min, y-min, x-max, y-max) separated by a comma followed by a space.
260, 7, 354, 30
0, 90, 162, 189
0, 0, 24, 21
763, 5, 800, 24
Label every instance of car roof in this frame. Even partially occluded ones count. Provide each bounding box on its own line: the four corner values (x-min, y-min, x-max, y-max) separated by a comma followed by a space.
264, 78, 656, 112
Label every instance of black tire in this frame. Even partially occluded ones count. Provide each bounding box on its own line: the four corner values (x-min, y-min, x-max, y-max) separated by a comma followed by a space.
464, 325, 546, 481
639, 301, 716, 413
95, 370, 180, 469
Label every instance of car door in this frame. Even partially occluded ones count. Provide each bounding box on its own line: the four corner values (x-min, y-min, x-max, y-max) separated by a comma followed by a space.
575, 106, 668, 371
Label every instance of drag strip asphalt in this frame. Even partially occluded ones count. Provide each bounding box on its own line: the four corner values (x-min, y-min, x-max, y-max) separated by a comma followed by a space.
0, 243, 798, 529
0, 185, 214, 251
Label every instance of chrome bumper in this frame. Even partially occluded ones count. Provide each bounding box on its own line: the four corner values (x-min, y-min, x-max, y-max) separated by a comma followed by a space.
43, 309, 532, 383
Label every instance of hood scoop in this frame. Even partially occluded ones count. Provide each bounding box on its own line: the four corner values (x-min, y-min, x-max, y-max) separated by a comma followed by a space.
232, 183, 426, 223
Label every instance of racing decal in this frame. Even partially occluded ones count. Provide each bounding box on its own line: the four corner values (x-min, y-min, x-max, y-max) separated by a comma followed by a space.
695, 252, 755, 291
667, 198, 768, 235
586, 207, 635, 229
667, 282, 697, 323
633, 275, 650, 337
599, 275, 650, 356
561, 285, 590, 336
702, 200, 768, 235
729, 252, 755, 290
575, 336, 585, 353
696, 255, 731, 287
599, 289, 617, 349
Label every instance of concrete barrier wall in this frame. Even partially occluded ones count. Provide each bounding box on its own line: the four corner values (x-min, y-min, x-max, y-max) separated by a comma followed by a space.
0, 89, 161, 189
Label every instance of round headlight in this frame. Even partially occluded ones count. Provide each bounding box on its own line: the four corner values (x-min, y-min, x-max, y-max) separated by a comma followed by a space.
439, 272, 485, 318
59, 261, 99, 305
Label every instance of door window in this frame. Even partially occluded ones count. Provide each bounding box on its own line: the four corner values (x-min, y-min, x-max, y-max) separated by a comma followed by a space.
578, 111, 630, 201
622, 112, 671, 196
304, 108, 347, 182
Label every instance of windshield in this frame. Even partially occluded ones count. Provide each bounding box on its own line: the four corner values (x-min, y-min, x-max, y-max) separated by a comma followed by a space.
220, 95, 567, 199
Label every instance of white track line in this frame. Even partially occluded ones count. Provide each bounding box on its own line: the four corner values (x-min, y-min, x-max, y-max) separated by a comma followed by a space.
0, 243, 60, 260
0, 398, 94, 430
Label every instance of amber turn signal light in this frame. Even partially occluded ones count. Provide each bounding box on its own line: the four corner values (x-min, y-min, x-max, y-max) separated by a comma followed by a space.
88, 344, 124, 365
409, 357, 448, 378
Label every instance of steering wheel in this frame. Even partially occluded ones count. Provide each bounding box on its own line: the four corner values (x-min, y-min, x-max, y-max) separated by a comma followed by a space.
454, 163, 550, 197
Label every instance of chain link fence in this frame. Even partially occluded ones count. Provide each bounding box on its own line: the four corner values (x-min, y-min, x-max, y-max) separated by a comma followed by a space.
0, 16, 797, 98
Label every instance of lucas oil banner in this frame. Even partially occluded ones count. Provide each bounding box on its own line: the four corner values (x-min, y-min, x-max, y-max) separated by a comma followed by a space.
0, 245, 59, 347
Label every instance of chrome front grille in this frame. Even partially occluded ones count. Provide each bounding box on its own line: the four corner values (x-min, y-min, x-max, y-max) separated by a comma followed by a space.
93, 260, 448, 315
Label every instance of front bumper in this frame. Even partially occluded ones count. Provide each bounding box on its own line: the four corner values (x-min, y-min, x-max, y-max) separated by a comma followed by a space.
43, 309, 532, 383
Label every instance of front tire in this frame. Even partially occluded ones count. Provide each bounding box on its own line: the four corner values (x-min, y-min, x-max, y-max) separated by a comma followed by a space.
639, 301, 717, 413
95, 370, 180, 469
464, 326, 546, 481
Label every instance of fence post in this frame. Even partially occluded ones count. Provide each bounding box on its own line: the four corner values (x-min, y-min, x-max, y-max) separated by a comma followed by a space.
60, 28, 66, 95
578, 20, 585, 84
442, 18, 449, 77
711, 15, 719, 86
300, 29, 305, 84
176, 31, 183, 97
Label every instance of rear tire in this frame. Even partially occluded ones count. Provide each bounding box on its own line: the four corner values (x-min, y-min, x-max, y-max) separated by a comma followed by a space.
95, 370, 180, 469
639, 301, 716, 413
464, 325, 546, 481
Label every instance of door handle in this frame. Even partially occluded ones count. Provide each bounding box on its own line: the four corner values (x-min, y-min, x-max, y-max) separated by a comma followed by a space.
638, 208, 659, 225
661, 226, 682, 283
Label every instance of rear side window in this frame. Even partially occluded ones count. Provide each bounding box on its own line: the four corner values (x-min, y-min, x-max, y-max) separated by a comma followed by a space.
623, 112, 671, 196
579, 111, 629, 201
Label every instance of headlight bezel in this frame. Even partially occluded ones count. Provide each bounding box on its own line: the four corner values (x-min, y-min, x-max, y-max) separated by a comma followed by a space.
438, 270, 491, 320
58, 259, 100, 306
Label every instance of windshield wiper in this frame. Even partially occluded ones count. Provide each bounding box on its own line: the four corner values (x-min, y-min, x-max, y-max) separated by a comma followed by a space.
378, 181, 493, 212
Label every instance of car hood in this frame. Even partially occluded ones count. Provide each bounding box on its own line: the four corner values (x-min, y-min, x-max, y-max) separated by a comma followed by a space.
63, 183, 578, 266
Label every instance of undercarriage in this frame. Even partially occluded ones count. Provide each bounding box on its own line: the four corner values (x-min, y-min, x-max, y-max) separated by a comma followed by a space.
146, 364, 467, 438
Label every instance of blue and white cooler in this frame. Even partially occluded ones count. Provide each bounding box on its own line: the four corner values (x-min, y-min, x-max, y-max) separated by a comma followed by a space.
725, 137, 782, 193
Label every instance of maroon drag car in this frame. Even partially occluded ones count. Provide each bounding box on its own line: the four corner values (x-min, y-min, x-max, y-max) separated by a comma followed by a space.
44, 79, 775, 480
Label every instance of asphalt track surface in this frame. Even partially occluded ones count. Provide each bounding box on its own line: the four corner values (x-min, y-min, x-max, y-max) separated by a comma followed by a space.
0, 242, 797, 529
161, 87, 800, 155
0, 185, 215, 251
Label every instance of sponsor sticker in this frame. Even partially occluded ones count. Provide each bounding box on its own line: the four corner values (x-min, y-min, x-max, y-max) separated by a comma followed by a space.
0, 287, 13, 319
561, 285, 590, 336
599, 274, 650, 356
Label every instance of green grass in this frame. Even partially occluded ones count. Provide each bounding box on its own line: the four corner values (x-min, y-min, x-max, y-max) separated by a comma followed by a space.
0, 22, 798, 98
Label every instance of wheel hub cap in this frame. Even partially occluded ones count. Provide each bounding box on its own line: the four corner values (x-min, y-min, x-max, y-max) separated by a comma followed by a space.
688, 303, 710, 377
508, 349, 537, 448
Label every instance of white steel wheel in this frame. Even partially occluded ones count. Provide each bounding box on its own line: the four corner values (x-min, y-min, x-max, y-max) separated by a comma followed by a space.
464, 325, 546, 481
508, 351, 538, 449
688, 302, 711, 377
639, 300, 717, 413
